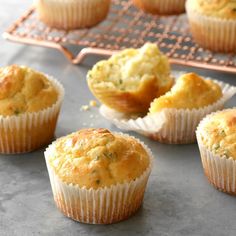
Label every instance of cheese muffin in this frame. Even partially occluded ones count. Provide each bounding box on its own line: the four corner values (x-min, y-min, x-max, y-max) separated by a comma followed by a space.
87, 43, 173, 114
35, 0, 110, 30
196, 108, 236, 194
132, 0, 186, 15
45, 128, 153, 224
0, 65, 64, 153
146, 73, 224, 144
186, 0, 236, 52
149, 73, 222, 113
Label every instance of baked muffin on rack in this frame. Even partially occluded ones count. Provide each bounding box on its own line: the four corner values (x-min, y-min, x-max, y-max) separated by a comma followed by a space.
0, 65, 64, 153
87, 43, 174, 114
132, 0, 186, 15
196, 108, 236, 194
186, 0, 236, 52
45, 128, 153, 224
35, 0, 111, 30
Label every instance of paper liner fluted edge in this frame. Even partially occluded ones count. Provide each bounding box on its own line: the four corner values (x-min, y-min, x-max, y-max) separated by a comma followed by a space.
35, 0, 111, 30
196, 109, 236, 195
132, 0, 186, 15
186, 0, 236, 52
0, 76, 64, 154
100, 78, 236, 144
44, 132, 153, 224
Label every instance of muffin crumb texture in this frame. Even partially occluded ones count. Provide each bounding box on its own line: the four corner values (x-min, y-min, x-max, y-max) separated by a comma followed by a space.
48, 128, 150, 189
87, 43, 173, 113
88, 43, 171, 93
0, 65, 58, 116
149, 73, 222, 113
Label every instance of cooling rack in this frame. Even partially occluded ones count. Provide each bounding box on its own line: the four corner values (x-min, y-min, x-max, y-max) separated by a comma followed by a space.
3, 0, 236, 73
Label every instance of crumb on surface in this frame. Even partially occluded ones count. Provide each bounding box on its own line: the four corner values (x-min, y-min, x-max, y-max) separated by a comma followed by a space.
80, 100, 98, 112
89, 100, 97, 107
80, 105, 90, 111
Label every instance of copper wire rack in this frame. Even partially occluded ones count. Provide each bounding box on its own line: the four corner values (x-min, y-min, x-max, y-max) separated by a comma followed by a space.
3, 0, 236, 73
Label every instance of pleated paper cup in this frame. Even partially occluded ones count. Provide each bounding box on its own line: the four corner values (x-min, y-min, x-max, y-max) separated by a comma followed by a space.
132, 0, 186, 15
44, 133, 153, 224
0, 76, 64, 154
35, 0, 111, 30
196, 111, 236, 195
186, 1, 236, 53
100, 79, 236, 144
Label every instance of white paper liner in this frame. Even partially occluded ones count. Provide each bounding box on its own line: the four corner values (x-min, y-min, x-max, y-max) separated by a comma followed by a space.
133, 0, 186, 15
100, 77, 236, 144
196, 109, 236, 194
44, 133, 153, 224
186, 1, 236, 52
0, 76, 64, 154
35, 0, 110, 30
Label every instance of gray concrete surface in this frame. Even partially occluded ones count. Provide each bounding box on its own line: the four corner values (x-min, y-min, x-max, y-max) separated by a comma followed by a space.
0, 1, 236, 236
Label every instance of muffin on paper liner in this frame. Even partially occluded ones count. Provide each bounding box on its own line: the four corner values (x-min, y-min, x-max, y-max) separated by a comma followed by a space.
132, 0, 186, 15
196, 109, 236, 195
186, 1, 236, 53
44, 133, 153, 224
100, 80, 236, 144
0, 76, 64, 154
35, 0, 111, 30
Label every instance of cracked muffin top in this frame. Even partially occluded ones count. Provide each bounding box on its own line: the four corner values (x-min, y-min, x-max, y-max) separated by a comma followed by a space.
46, 128, 151, 189
187, 0, 236, 19
0, 65, 58, 116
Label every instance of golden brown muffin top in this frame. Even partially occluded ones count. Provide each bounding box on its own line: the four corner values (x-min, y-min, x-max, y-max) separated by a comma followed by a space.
149, 73, 222, 113
198, 109, 236, 159
187, 0, 236, 19
0, 65, 58, 116
87, 43, 173, 93
47, 128, 151, 189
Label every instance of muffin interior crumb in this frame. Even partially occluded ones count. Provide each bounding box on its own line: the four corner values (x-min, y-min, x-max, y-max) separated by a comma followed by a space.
87, 43, 171, 92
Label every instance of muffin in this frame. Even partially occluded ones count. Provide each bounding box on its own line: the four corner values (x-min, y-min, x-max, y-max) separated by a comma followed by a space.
133, 0, 186, 15
186, 0, 236, 52
100, 72, 236, 144
87, 43, 174, 114
0, 65, 64, 154
35, 0, 111, 30
147, 73, 222, 143
44, 128, 153, 224
196, 108, 236, 194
